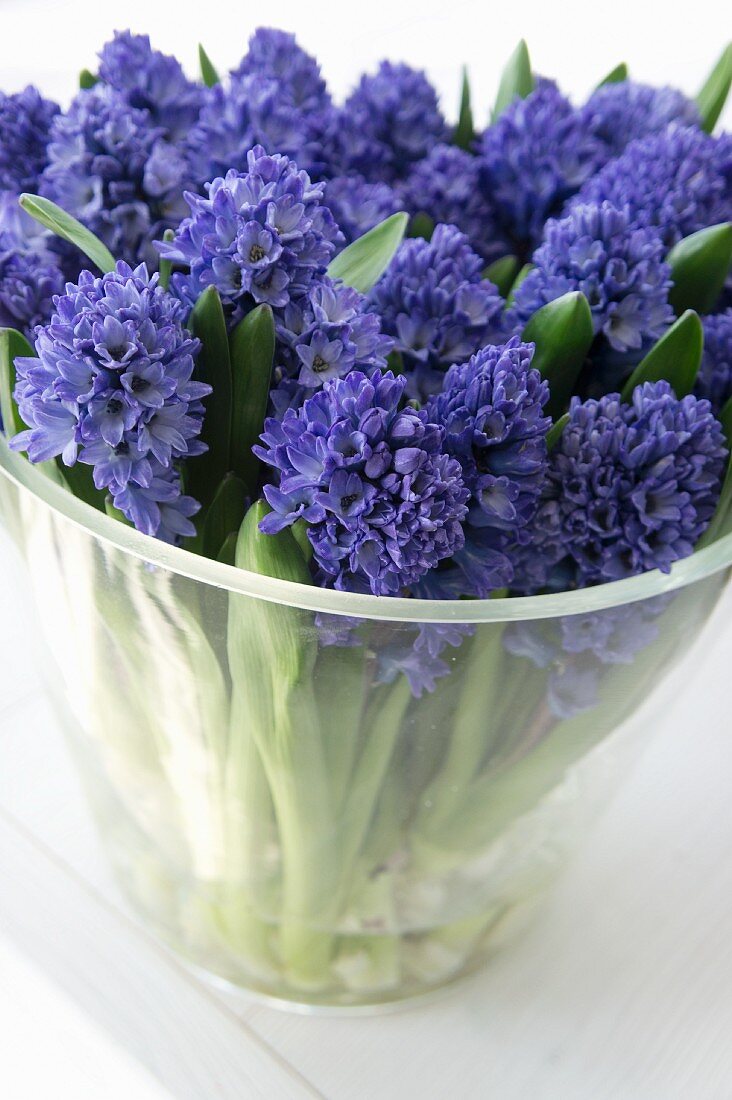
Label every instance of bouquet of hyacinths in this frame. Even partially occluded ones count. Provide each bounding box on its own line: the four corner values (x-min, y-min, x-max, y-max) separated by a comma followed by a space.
1, 29, 732, 1006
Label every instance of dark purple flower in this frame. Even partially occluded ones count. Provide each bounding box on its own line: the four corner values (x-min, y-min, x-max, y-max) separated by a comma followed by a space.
159, 146, 342, 325
399, 144, 506, 262
478, 81, 606, 255
696, 309, 732, 415
231, 28, 331, 114
10, 261, 207, 542
270, 274, 392, 413
510, 202, 673, 354
577, 125, 732, 249
0, 194, 65, 337
40, 85, 190, 266
330, 61, 448, 184
421, 336, 551, 597
325, 174, 400, 247
0, 85, 59, 193
582, 81, 700, 160
513, 382, 727, 591
254, 370, 469, 595
97, 30, 203, 142
369, 223, 506, 400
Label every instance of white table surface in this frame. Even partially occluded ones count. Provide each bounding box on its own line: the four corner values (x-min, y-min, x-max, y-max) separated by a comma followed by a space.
2, 2, 732, 1093
1, 521, 732, 1099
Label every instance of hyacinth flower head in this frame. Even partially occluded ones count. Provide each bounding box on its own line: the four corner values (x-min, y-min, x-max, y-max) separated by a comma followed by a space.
696, 309, 732, 415
514, 382, 728, 591
159, 146, 342, 323
231, 27, 331, 114
478, 80, 606, 255
97, 30, 203, 142
40, 85, 190, 267
325, 174, 400, 247
369, 223, 505, 401
510, 201, 673, 357
270, 274, 392, 414
254, 370, 470, 595
582, 81, 700, 160
331, 61, 448, 184
10, 261, 208, 542
399, 144, 506, 263
421, 337, 551, 597
0, 192, 65, 337
0, 85, 59, 194
577, 125, 732, 249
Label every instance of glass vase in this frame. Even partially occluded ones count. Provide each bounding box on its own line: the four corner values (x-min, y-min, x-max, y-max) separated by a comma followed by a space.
1, 436, 730, 1011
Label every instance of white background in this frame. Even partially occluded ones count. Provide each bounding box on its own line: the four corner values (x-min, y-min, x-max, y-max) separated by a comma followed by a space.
1, 1, 731, 1096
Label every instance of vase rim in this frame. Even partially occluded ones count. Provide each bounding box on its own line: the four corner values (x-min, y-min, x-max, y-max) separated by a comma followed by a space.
2, 437, 731, 623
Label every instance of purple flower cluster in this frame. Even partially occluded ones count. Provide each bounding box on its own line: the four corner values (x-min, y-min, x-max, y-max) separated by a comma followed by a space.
399, 144, 505, 263
370, 223, 505, 400
230, 28, 331, 114
11, 262, 207, 543
270, 275, 392, 414
375, 622, 473, 697
40, 85, 189, 266
577, 126, 732, 249
325, 174, 400, 247
510, 202, 673, 354
97, 30, 203, 142
514, 382, 727, 591
422, 337, 551, 596
0, 85, 58, 194
696, 309, 732, 414
478, 81, 606, 254
331, 62, 448, 184
0, 194, 65, 337
582, 81, 700, 159
254, 370, 469, 595
160, 147, 342, 323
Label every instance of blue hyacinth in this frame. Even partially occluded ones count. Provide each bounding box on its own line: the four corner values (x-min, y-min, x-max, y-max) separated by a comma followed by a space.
399, 143, 506, 263
231, 28, 331, 114
696, 309, 732, 415
582, 81, 700, 160
0, 85, 59, 194
11, 261, 208, 542
0, 193, 65, 338
40, 85, 190, 267
513, 382, 728, 591
421, 337, 551, 597
159, 146, 342, 324
510, 202, 673, 355
577, 125, 732, 249
254, 370, 469, 595
369, 223, 506, 400
325, 174, 400, 247
478, 81, 606, 255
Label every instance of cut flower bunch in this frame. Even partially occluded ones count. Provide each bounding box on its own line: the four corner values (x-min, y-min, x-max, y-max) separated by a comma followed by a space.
1, 29, 732, 1007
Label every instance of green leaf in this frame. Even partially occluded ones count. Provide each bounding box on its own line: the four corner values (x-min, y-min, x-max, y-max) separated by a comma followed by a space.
158, 228, 175, 291
291, 518, 314, 564
202, 474, 248, 559
19, 194, 115, 274
697, 394, 732, 548
696, 43, 732, 133
454, 67, 474, 150
217, 531, 238, 565
547, 413, 569, 451
596, 62, 628, 88
60, 461, 106, 511
522, 292, 594, 419
0, 327, 32, 437
506, 263, 533, 306
198, 43, 220, 87
187, 287, 233, 508
236, 500, 312, 587
492, 39, 533, 122
620, 310, 703, 402
484, 254, 520, 297
229, 304, 275, 492
408, 212, 435, 241
79, 69, 98, 90
667, 222, 732, 315
327, 212, 408, 293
